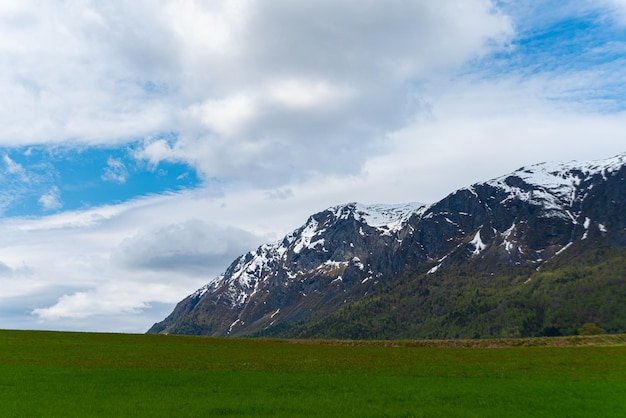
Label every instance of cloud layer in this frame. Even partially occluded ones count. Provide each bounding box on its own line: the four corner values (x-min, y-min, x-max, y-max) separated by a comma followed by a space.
0, 0, 513, 185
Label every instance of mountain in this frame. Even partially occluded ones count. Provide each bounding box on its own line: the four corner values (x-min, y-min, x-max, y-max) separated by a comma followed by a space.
148, 153, 626, 338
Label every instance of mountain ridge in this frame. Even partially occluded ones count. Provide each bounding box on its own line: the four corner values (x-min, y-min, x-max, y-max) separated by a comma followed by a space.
148, 153, 626, 338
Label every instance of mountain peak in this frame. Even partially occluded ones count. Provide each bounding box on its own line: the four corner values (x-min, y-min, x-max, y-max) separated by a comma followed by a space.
472, 153, 626, 222
489, 153, 625, 190
327, 202, 425, 234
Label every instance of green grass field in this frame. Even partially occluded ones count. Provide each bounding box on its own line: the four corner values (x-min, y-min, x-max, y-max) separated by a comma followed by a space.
1, 330, 625, 417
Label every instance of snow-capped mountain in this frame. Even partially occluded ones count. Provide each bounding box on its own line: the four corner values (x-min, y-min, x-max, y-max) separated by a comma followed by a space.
148, 201, 427, 336
149, 153, 626, 338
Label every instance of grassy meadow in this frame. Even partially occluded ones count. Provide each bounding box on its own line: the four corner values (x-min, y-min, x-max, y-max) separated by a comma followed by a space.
1, 330, 625, 417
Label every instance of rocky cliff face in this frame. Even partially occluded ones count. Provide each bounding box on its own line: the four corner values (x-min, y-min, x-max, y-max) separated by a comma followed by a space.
148, 153, 626, 337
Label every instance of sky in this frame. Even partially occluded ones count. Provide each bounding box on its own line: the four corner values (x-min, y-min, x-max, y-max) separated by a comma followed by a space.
1, 0, 625, 333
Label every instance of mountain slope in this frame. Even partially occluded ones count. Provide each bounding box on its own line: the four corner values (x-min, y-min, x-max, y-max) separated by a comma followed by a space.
148, 153, 626, 338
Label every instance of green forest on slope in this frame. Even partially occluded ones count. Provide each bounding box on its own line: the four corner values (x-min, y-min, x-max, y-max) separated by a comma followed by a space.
258, 246, 626, 340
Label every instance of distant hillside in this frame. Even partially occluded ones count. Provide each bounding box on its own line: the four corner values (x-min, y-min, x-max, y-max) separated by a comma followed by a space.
149, 153, 626, 339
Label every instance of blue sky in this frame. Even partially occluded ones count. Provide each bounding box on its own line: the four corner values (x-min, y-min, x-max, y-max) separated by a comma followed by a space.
0, 0, 625, 333
0, 142, 200, 216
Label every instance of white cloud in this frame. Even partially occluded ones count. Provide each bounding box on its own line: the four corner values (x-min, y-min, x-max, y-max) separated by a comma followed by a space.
113, 219, 263, 275
134, 139, 176, 168
0, 191, 271, 329
0, 1, 172, 145
0, 259, 32, 278
3, 154, 24, 175
268, 79, 352, 109
101, 157, 128, 183
189, 94, 257, 137
33, 284, 152, 321
165, 0, 250, 58
38, 186, 62, 211
603, 0, 626, 22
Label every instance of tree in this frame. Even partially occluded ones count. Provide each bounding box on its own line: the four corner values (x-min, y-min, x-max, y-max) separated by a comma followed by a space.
578, 323, 605, 336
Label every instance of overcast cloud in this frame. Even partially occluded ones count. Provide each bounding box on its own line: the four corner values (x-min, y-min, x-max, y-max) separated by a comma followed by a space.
1, 0, 512, 181
0, 0, 624, 332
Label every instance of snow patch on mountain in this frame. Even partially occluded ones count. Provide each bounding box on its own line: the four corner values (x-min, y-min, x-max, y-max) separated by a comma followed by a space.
293, 217, 323, 254
501, 223, 517, 253
470, 230, 487, 256
188, 201, 427, 307
485, 153, 625, 220
352, 202, 425, 235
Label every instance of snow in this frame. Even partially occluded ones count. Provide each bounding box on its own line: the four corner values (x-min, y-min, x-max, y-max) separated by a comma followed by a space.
349, 202, 425, 235
320, 260, 348, 270
485, 153, 626, 218
352, 256, 365, 270
501, 223, 517, 253
470, 230, 487, 256
310, 238, 326, 250
555, 242, 573, 256
192, 283, 211, 298
599, 223, 607, 233
427, 264, 440, 274
445, 217, 460, 226
293, 217, 322, 254
227, 319, 243, 334
208, 237, 296, 307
